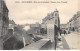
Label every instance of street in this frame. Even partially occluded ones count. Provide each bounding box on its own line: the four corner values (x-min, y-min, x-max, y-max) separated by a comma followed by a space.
20, 32, 80, 50
57, 32, 80, 50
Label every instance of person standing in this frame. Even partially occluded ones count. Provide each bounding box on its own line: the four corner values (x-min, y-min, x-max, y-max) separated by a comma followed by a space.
60, 30, 62, 36
64, 30, 66, 35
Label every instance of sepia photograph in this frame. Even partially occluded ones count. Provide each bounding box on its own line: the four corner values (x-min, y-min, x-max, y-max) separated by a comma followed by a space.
0, 0, 80, 50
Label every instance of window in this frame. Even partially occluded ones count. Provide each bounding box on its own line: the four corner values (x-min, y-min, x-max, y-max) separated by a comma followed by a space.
55, 19, 57, 24
55, 13, 57, 16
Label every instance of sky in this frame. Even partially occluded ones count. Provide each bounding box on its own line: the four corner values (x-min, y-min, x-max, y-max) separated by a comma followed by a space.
5, 0, 78, 25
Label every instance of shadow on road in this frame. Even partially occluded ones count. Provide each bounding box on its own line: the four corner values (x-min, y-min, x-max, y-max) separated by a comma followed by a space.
40, 41, 55, 50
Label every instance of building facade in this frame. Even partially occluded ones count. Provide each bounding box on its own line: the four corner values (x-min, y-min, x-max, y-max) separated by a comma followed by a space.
0, 0, 9, 49
60, 11, 80, 34
77, 11, 80, 32
42, 9, 60, 30
41, 9, 60, 42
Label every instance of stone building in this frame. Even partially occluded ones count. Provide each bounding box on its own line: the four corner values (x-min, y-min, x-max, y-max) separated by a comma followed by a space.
60, 11, 80, 34
0, 0, 9, 49
9, 20, 15, 29
78, 0, 80, 32
41, 9, 60, 42
42, 9, 60, 30
67, 15, 77, 32
66, 13, 80, 33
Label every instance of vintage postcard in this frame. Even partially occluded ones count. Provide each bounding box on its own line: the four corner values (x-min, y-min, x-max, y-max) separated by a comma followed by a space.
0, 0, 80, 50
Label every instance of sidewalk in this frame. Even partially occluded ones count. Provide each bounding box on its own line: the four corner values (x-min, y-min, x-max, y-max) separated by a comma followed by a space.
57, 34, 70, 50
57, 32, 80, 50
64, 33, 80, 50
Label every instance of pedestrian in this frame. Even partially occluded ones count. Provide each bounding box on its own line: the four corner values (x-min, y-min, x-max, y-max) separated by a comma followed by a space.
60, 30, 62, 36
64, 30, 66, 35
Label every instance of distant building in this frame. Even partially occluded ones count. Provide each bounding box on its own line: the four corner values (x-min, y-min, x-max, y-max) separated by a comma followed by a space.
60, 24, 66, 33
9, 20, 15, 30
9, 20, 15, 31
60, 11, 80, 34
60, 24, 69, 34
30, 23, 41, 35
30, 23, 40, 28
77, 11, 80, 32
67, 12, 80, 33
0, 0, 9, 49
8, 20, 15, 36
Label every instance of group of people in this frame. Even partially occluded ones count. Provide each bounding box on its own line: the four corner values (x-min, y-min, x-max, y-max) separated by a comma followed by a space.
58, 30, 66, 41
60, 30, 66, 36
